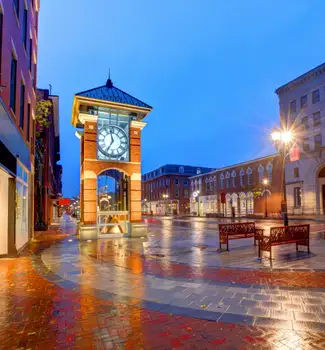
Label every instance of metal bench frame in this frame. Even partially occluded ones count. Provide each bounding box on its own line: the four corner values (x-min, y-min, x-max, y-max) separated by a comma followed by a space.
218, 222, 264, 251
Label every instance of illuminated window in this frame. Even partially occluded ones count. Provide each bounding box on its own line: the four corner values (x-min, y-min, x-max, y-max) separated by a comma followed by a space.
294, 187, 302, 208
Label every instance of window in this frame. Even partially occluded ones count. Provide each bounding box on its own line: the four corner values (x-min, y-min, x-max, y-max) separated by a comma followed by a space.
22, 8, 28, 49
29, 39, 33, 71
301, 116, 309, 130
19, 83, 25, 129
14, 0, 19, 18
313, 111, 321, 127
27, 103, 31, 141
184, 189, 188, 198
300, 95, 307, 108
294, 187, 302, 208
314, 134, 322, 151
266, 162, 273, 183
240, 169, 245, 187
179, 166, 184, 174
290, 100, 296, 114
0, 12, 3, 81
220, 174, 224, 189
175, 190, 179, 198
247, 168, 252, 185
231, 171, 236, 187
10, 56, 17, 113
174, 179, 179, 185
294, 167, 299, 178
258, 165, 264, 184
312, 89, 320, 104
184, 179, 188, 186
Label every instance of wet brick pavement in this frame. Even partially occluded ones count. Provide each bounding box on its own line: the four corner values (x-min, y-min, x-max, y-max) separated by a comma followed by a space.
1, 215, 325, 349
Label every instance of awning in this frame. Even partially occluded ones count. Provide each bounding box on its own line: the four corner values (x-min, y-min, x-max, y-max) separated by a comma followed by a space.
0, 98, 31, 171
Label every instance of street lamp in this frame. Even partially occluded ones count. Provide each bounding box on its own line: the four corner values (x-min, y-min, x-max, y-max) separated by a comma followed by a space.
271, 128, 294, 226
162, 193, 169, 215
262, 178, 269, 218
193, 191, 200, 216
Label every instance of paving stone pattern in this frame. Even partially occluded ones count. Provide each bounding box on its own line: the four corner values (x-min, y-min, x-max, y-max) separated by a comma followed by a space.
1, 215, 325, 349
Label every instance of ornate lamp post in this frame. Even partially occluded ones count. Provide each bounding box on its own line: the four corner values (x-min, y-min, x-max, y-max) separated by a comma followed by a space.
271, 129, 294, 226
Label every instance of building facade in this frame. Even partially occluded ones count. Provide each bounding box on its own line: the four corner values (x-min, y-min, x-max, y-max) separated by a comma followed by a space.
189, 155, 283, 217
34, 89, 62, 230
276, 63, 325, 215
142, 165, 214, 215
0, 0, 39, 256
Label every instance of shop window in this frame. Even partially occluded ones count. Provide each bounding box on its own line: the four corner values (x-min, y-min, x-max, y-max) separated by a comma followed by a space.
16, 162, 29, 250
312, 89, 320, 104
294, 187, 302, 208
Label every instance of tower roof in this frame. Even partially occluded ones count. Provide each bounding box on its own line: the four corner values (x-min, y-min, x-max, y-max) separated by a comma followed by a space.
75, 78, 152, 109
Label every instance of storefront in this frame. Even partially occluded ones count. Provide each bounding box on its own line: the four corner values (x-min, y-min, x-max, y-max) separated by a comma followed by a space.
0, 167, 10, 255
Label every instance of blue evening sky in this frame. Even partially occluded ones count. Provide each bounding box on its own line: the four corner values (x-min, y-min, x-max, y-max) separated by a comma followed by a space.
37, 0, 325, 198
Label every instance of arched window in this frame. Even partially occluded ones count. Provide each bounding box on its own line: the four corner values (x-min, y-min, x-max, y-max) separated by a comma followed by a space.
246, 167, 252, 185
240, 168, 245, 187
226, 172, 230, 188
266, 162, 273, 183
220, 173, 224, 189
231, 170, 236, 187
258, 164, 265, 184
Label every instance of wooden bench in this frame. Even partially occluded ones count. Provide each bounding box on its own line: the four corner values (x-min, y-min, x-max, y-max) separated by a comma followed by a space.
218, 222, 264, 251
258, 224, 310, 261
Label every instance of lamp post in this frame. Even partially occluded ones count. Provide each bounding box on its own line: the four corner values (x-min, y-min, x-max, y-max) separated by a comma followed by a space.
271, 129, 294, 226
193, 191, 200, 216
162, 193, 169, 215
262, 178, 269, 218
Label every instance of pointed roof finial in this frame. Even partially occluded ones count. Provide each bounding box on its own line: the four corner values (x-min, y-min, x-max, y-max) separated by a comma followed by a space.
106, 68, 113, 88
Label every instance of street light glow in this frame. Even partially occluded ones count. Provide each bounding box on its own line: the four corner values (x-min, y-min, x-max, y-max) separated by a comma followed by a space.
271, 131, 281, 141
281, 130, 293, 144
263, 178, 268, 185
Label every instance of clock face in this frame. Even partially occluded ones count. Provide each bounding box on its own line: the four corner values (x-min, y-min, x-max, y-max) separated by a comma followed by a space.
98, 126, 128, 159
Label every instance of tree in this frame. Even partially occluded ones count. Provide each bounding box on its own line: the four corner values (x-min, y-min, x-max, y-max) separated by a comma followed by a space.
35, 92, 52, 130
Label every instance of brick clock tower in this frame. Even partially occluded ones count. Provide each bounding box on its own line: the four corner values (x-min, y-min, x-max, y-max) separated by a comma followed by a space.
71, 77, 152, 239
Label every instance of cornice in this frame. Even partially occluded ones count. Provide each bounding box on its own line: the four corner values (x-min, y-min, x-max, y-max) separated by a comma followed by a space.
275, 63, 325, 95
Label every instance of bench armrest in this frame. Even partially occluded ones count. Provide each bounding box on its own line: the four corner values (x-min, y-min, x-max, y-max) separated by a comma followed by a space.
255, 228, 264, 240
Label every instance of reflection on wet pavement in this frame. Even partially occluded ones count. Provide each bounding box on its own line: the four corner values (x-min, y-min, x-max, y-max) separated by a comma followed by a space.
1, 215, 325, 349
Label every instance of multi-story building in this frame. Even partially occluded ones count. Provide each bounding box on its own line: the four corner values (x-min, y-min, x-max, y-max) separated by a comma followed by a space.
190, 154, 283, 217
0, 0, 39, 256
34, 88, 62, 230
276, 63, 325, 215
142, 165, 214, 215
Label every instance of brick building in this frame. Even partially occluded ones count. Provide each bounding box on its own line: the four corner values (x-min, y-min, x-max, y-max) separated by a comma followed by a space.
0, 0, 39, 256
142, 165, 214, 215
190, 154, 283, 217
34, 88, 62, 230
276, 63, 325, 215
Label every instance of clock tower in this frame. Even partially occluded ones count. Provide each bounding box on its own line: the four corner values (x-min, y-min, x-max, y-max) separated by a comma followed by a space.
71, 77, 152, 239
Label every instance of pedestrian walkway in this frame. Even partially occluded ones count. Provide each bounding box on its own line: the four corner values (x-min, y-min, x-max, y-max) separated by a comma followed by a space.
1, 215, 325, 349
